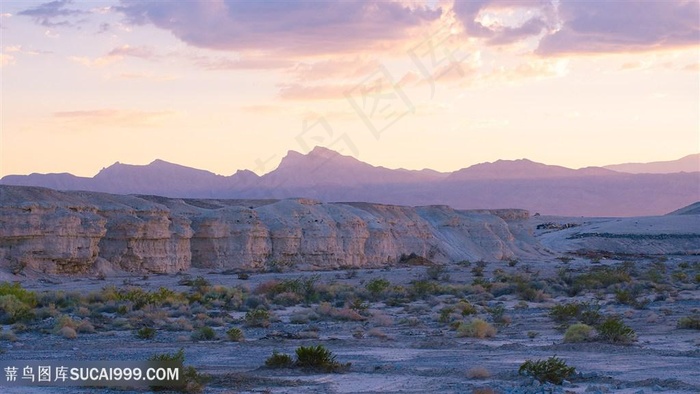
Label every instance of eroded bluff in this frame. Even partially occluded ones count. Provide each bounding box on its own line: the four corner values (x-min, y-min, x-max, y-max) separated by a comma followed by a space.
0, 186, 544, 274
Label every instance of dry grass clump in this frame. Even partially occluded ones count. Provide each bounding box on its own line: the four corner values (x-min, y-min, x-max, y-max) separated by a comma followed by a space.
563, 323, 595, 343
59, 326, 77, 339
467, 366, 491, 379
316, 302, 365, 321
456, 319, 496, 338
371, 312, 394, 327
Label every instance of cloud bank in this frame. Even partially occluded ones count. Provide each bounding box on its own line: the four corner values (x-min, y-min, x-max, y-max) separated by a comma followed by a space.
115, 0, 441, 54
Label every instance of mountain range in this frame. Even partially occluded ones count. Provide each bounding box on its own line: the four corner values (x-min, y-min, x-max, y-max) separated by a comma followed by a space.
2, 148, 698, 217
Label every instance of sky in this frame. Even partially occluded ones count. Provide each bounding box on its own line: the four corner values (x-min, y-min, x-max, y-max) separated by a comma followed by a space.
1, 0, 698, 177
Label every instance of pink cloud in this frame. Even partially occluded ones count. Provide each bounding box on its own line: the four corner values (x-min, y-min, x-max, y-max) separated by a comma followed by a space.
537, 1, 699, 55
116, 1, 441, 55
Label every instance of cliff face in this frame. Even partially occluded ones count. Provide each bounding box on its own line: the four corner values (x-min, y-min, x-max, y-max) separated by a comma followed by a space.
0, 186, 545, 275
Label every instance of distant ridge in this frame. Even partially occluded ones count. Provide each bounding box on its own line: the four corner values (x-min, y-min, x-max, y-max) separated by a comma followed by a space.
603, 154, 699, 174
667, 201, 700, 216
2, 148, 699, 217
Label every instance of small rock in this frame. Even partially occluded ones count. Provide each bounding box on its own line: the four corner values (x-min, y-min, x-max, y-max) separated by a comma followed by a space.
562, 380, 572, 387
652, 385, 663, 392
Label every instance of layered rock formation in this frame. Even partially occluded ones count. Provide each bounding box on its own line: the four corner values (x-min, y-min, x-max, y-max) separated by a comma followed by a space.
0, 185, 545, 275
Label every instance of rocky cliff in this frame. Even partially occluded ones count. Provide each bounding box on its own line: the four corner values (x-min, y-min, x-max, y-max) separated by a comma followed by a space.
0, 185, 545, 275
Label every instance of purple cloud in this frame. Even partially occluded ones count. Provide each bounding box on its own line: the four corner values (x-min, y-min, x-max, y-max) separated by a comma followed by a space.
537, 0, 700, 55
453, 0, 699, 54
116, 0, 441, 54
18, 0, 86, 27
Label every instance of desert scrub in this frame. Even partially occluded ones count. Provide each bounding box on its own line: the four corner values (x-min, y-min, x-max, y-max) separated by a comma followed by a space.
265, 351, 294, 368
366, 278, 390, 298
426, 265, 448, 281
148, 348, 209, 393
256, 276, 321, 305
567, 267, 631, 295
549, 301, 601, 327
316, 302, 365, 321
0, 282, 37, 324
191, 326, 216, 341
597, 316, 636, 343
244, 308, 271, 328
136, 326, 157, 339
677, 316, 700, 330
456, 319, 496, 339
519, 356, 575, 385
455, 300, 477, 316
563, 324, 595, 343
226, 327, 244, 341
295, 345, 349, 372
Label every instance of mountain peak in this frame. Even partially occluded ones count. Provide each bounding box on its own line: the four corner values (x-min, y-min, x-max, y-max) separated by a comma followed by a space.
308, 146, 343, 158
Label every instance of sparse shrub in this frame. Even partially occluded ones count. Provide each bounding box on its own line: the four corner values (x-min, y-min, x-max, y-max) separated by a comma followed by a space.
467, 366, 491, 379
136, 327, 157, 339
563, 324, 594, 343
568, 267, 631, 295
677, 316, 700, 330
456, 300, 477, 316
438, 307, 455, 323
0, 328, 17, 342
148, 348, 209, 393
0, 295, 34, 324
549, 301, 601, 326
226, 327, 244, 341
76, 319, 95, 333
244, 308, 271, 328
366, 278, 390, 297
371, 312, 393, 327
191, 326, 216, 341
367, 327, 389, 340
597, 316, 636, 343
426, 265, 446, 280
59, 326, 77, 339
295, 345, 348, 372
519, 356, 575, 385
0, 282, 37, 306
265, 351, 294, 368
456, 319, 496, 339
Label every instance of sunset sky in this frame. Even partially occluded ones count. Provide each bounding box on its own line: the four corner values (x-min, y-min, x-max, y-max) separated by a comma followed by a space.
1, 0, 698, 178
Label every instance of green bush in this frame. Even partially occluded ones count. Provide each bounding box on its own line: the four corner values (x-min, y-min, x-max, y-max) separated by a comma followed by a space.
0, 295, 34, 324
426, 265, 446, 280
549, 301, 601, 326
563, 324, 594, 343
148, 349, 209, 393
295, 345, 348, 372
191, 326, 216, 341
265, 351, 294, 368
597, 316, 636, 343
0, 282, 37, 306
366, 278, 390, 296
136, 327, 157, 340
677, 316, 700, 330
519, 356, 575, 385
226, 327, 244, 341
244, 308, 270, 328
0, 283, 37, 324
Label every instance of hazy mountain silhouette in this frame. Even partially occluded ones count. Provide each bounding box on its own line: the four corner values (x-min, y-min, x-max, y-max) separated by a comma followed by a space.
2, 148, 698, 216
603, 154, 699, 174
